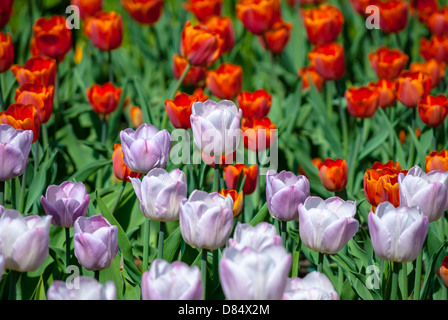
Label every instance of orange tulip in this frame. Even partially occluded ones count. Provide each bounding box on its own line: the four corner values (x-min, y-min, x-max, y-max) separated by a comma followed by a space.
33, 15, 72, 62
237, 89, 272, 118
201, 150, 237, 168
204, 16, 235, 54
10, 56, 57, 87
129, 105, 144, 128
410, 0, 438, 22
242, 116, 276, 151
397, 71, 432, 108
368, 46, 409, 80
425, 150, 448, 172
363, 161, 407, 208
0, 104, 40, 143
298, 66, 325, 92
235, 0, 279, 35
15, 84, 54, 124
410, 59, 446, 89
399, 129, 406, 145
192, 87, 209, 102
86, 82, 122, 120
425, 7, 448, 35
261, 19, 292, 54
308, 42, 346, 80
206, 63, 243, 100
318, 158, 348, 192
301, 4, 344, 45
0, 0, 14, 29
224, 164, 258, 195
436, 256, 448, 289
418, 94, 448, 127
312, 157, 323, 168
0, 32, 13, 73
85, 11, 123, 51
183, 0, 223, 22
165, 92, 199, 129
112, 144, 143, 182
122, 0, 164, 25
71, 0, 103, 19
368, 79, 397, 109
345, 86, 380, 118
172, 54, 207, 87
376, 0, 409, 34
420, 35, 448, 63
180, 21, 223, 68
219, 189, 244, 218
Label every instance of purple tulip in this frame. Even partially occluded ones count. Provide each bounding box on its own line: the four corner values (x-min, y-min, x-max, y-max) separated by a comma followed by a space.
190, 100, 242, 157
266, 170, 310, 221
0, 207, 51, 272
368, 202, 429, 262
0, 124, 33, 181
219, 244, 292, 300
142, 259, 203, 300
179, 190, 234, 250
47, 276, 116, 300
40, 181, 90, 228
130, 168, 187, 222
73, 215, 119, 271
120, 124, 171, 174
399, 165, 448, 222
282, 272, 339, 300
228, 222, 282, 251
298, 196, 359, 254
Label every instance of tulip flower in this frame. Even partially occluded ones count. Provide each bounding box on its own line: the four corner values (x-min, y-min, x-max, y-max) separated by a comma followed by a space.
86, 82, 122, 120
120, 124, 171, 174
301, 4, 344, 45
74, 215, 119, 271
418, 95, 448, 128
228, 222, 282, 251
298, 67, 325, 92
0, 254, 4, 281
436, 256, 448, 289
318, 158, 348, 193
298, 196, 359, 254
261, 19, 293, 54
190, 99, 242, 157
283, 272, 339, 300
41, 181, 90, 228
172, 54, 207, 87
206, 63, 243, 100
345, 86, 380, 119
48, 276, 116, 300
192, 87, 209, 102
179, 190, 234, 250
368, 79, 397, 109
368, 202, 428, 262
112, 144, 142, 182
71, 0, 103, 19
33, 15, 72, 62
425, 7, 448, 36
375, 0, 408, 34
420, 35, 448, 63
397, 71, 432, 108
142, 259, 203, 300
130, 168, 187, 222
410, 59, 446, 89
308, 42, 346, 80
368, 47, 409, 80
0, 0, 14, 29
122, 0, 164, 25
84, 11, 123, 51
426, 150, 448, 173
224, 164, 258, 195
219, 244, 292, 300
0, 104, 40, 143
237, 89, 272, 119
10, 56, 57, 87
219, 189, 243, 218
0, 32, 14, 73
409, 0, 438, 21
204, 16, 235, 54
235, 0, 279, 35
129, 106, 144, 128
15, 84, 54, 124
266, 170, 310, 221
183, 0, 222, 22
165, 92, 199, 129
0, 124, 33, 181
241, 116, 276, 151
0, 208, 51, 272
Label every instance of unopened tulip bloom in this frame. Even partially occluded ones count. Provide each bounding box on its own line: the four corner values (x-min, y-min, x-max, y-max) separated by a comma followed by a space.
112, 144, 142, 182
84, 11, 123, 51
0, 104, 41, 143
0, 0, 14, 29
426, 7, 448, 35
33, 16, 72, 62
298, 67, 325, 92
172, 54, 207, 87
71, 0, 102, 19
368, 47, 409, 80
206, 63, 243, 100
420, 35, 448, 63
165, 92, 198, 129
179, 190, 234, 250
283, 272, 339, 300
219, 189, 243, 218
87, 82, 122, 120
318, 159, 348, 192
10, 56, 57, 86
410, 59, 446, 88
418, 95, 448, 128
308, 42, 346, 80
266, 170, 310, 221
74, 215, 119, 271
368, 79, 397, 109
376, 0, 408, 34
262, 19, 293, 54
224, 164, 258, 195
242, 116, 276, 151
219, 244, 292, 300
48, 276, 116, 300
0, 208, 51, 272
0, 124, 32, 181
0, 32, 14, 73
120, 123, 171, 174
437, 256, 448, 288
397, 71, 432, 108
131, 168, 187, 222
228, 222, 282, 251
41, 181, 90, 228
301, 4, 344, 45
142, 259, 203, 300
298, 196, 359, 254
190, 99, 242, 157
129, 106, 144, 128
345, 86, 380, 119
204, 16, 235, 54
15, 84, 54, 124
368, 202, 428, 262
237, 89, 272, 118
183, 0, 222, 22
426, 150, 448, 173
235, 0, 279, 35
122, 0, 164, 25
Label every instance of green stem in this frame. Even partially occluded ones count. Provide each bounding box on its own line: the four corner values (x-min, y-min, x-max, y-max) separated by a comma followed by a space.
413, 250, 423, 300
213, 249, 219, 287
201, 249, 207, 300
335, 188, 348, 201
348, 120, 363, 195
402, 262, 408, 300
33, 143, 39, 176
433, 127, 437, 151
111, 180, 126, 215
281, 220, 287, 249
42, 123, 49, 161
317, 252, 324, 273
65, 227, 71, 268
101, 119, 107, 145
142, 219, 150, 273
8, 271, 17, 300
391, 262, 399, 300
108, 50, 113, 83
0, 181, 4, 206
18, 163, 28, 213
157, 221, 165, 260
213, 157, 220, 192
0, 74, 4, 111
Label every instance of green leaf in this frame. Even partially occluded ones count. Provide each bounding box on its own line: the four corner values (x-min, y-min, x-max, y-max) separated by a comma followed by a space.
249, 203, 269, 226
70, 159, 112, 182
419, 241, 447, 300
31, 276, 47, 300
162, 226, 182, 263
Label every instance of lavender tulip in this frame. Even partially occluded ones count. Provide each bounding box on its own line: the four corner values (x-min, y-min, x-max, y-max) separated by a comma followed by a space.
179, 190, 234, 250
368, 202, 429, 262
282, 272, 339, 300
228, 222, 282, 251
0, 253, 4, 281
298, 196, 359, 254
142, 259, 203, 300
0, 124, 33, 181
47, 276, 116, 300
0, 208, 51, 272
74, 215, 119, 271
130, 168, 187, 222
40, 181, 90, 228
266, 170, 310, 221
399, 166, 448, 222
120, 123, 171, 174
190, 100, 242, 157
219, 245, 292, 300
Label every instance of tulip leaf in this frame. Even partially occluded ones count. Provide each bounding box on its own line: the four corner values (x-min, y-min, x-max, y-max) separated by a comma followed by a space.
249, 202, 269, 226
419, 240, 447, 300
70, 159, 112, 182
162, 226, 182, 263
358, 129, 390, 161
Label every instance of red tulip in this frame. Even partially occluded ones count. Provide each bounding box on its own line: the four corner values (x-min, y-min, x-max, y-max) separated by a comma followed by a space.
237, 89, 272, 118
345, 86, 380, 118
418, 94, 448, 127
368, 46, 409, 80
85, 11, 123, 51
308, 42, 346, 80
206, 63, 243, 100
86, 82, 122, 120
15, 84, 54, 124
301, 4, 344, 45
10, 56, 57, 87
0, 32, 14, 73
33, 15, 72, 62
183, 0, 223, 22
0, 104, 41, 143
122, 0, 164, 25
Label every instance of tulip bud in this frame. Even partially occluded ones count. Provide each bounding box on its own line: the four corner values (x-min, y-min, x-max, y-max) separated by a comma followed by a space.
301, 4, 344, 45
237, 89, 272, 119
11, 56, 57, 87
86, 82, 122, 120
172, 54, 207, 87
15, 83, 55, 124
437, 256, 448, 289
74, 215, 119, 271
318, 158, 348, 192
0, 32, 14, 73
419, 35, 448, 63
224, 164, 258, 195
204, 16, 235, 54
368, 79, 397, 109
426, 150, 448, 173
410, 59, 446, 88
48, 276, 116, 300
376, 0, 408, 34
308, 42, 346, 80
142, 259, 203, 300
84, 11, 123, 51
298, 67, 325, 92
112, 144, 142, 182
397, 71, 432, 108
368, 46, 409, 80
426, 7, 448, 36
0, 104, 41, 143
418, 94, 448, 128
241, 116, 276, 152
235, 0, 279, 35
282, 272, 339, 300
122, 0, 164, 25
0, 0, 14, 29
345, 86, 380, 119
183, 0, 222, 22
206, 63, 243, 100
228, 222, 282, 251
71, 0, 103, 19
261, 19, 293, 54
165, 92, 199, 129
129, 106, 144, 128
